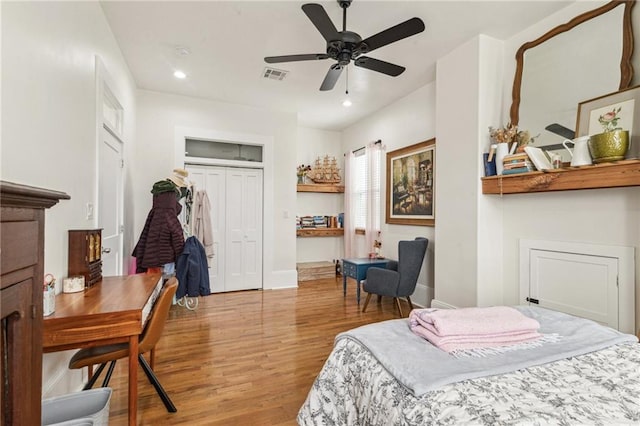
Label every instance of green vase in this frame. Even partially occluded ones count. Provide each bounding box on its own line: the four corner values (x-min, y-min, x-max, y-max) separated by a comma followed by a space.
587, 130, 629, 163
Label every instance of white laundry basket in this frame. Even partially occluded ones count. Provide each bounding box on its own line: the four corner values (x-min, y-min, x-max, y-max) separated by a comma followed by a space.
42, 388, 112, 426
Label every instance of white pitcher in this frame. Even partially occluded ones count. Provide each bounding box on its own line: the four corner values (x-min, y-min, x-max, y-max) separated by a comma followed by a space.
562, 136, 592, 167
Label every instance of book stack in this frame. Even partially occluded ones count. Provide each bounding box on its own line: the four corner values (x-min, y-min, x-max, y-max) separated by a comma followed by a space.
313, 215, 327, 228
502, 152, 534, 175
299, 216, 315, 228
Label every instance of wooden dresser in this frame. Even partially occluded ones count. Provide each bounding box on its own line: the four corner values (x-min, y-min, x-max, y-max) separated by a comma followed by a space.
0, 181, 69, 426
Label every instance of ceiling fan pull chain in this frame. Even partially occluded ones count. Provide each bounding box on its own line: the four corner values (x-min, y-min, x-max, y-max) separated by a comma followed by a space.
346, 65, 349, 95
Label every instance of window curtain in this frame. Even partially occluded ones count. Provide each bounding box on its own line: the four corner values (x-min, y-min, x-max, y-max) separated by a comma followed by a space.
364, 142, 382, 254
344, 150, 356, 258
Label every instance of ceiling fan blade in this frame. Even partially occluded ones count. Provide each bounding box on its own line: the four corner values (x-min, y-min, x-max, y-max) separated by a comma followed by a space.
359, 17, 425, 53
319, 64, 343, 91
264, 54, 329, 64
354, 56, 405, 77
302, 3, 340, 42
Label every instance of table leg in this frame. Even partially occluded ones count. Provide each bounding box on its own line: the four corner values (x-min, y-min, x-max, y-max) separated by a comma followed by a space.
357, 280, 361, 304
343, 272, 347, 297
128, 335, 138, 426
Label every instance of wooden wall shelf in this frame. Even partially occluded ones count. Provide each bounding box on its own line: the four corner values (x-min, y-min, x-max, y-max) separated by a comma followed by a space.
296, 228, 344, 237
481, 160, 640, 194
297, 183, 344, 193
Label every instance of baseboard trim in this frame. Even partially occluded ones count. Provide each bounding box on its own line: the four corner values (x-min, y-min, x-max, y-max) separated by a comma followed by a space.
430, 299, 457, 309
264, 269, 298, 290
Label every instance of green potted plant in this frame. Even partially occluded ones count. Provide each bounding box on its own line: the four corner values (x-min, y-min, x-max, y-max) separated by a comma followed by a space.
588, 107, 629, 163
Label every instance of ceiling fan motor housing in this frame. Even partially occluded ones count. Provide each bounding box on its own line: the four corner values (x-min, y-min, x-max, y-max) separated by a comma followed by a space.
327, 30, 364, 65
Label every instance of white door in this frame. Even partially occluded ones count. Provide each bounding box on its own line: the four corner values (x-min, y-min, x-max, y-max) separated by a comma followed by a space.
98, 126, 124, 275
187, 166, 225, 292
186, 165, 262, 292
225, 168, 263, 291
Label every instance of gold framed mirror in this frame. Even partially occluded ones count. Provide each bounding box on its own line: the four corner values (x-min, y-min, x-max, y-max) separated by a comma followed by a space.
509, 0, 635, 133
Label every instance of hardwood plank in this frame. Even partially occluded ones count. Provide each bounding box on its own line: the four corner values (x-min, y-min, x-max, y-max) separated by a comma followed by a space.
104, 277, 401, 425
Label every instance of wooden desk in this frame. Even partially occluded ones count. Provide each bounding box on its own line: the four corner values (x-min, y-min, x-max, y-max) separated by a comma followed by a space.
43, 273, 165, 426
342, 258, 388, 304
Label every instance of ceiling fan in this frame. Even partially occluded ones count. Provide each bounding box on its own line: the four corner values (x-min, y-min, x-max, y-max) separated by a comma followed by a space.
264, 0, 425, 91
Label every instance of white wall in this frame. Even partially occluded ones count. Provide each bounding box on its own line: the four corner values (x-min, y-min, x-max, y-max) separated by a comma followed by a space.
134, 90, 298, 288
433, 2, 640, 333
1, 2, 137, 396
434, 35, 505, 309
341, 83, 437, 307
296, 127, 344, 264
500, 2, 640, 328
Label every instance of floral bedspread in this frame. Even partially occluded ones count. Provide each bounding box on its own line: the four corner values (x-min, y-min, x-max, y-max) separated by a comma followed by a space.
297, 338, 640, 425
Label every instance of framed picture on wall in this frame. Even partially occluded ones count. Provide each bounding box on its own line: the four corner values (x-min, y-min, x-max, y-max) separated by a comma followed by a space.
576, 85, 640, 158
385, 139, 435, 226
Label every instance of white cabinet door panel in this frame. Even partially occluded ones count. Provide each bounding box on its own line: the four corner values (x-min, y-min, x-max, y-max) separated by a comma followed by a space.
529, 249, 618, 328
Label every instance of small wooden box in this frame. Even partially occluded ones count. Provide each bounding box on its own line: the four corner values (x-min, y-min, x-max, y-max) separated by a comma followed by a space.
68, 229, 103, 287
297, 261, 335, 282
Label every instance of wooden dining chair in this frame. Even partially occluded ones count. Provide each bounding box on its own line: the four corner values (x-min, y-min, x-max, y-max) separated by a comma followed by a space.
68, 279, 179, 413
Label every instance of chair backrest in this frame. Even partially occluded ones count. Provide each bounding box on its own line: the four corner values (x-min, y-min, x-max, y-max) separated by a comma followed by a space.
139, 278, 178, 354
396, 237, 429, 297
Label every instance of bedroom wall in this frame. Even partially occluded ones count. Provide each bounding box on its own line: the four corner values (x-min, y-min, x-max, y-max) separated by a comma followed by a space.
134, 90, 298, 288
0, 2, 137, 396
500, 1, 640, 330
341, 83, 437, 308
432, 1, 640, 333
296, 126, 344, 264
434, 35, 504, 309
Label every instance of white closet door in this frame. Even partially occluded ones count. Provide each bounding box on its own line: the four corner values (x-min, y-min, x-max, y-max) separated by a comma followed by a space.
186, 165, 262, 292
203, 167, 226, 293
225, 168, 263, 291
186, 165, 226, 293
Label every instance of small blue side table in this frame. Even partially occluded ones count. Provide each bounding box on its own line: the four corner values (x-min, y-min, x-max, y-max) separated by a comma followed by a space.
342, 257, 388, 304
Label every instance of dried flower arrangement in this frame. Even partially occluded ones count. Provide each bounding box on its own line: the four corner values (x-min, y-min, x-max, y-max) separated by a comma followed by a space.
297, 164, 311, 177
489, 124, 538, 148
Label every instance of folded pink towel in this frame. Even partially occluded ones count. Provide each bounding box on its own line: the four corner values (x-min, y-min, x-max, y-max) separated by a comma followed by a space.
409, 306, 542, 353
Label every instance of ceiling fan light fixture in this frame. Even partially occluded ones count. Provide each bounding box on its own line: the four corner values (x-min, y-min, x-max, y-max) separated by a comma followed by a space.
342, 98, 352, 107
173, 70, 187, 79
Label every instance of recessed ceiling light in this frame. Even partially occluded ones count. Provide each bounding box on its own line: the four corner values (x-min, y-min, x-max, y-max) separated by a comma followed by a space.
342, 98, 352, 107
174, 70, 187, 79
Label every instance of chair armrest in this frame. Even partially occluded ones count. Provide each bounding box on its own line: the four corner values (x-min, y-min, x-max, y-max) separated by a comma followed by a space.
363, 267, 400, 296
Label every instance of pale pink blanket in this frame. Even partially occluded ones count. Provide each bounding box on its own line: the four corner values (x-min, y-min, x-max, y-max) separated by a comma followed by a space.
409, 306, 542, 353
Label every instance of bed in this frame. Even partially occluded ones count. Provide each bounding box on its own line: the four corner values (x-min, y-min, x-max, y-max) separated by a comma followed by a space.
298, 306, 640, 425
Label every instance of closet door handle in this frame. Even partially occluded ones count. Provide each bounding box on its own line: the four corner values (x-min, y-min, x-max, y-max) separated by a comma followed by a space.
102, 247, 111, 254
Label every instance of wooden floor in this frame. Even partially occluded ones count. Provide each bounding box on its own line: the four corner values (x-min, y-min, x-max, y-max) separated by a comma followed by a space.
106, 276, 403, 425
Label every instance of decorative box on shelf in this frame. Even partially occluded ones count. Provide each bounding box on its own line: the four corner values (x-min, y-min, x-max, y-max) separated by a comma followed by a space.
68, 229, 103, 287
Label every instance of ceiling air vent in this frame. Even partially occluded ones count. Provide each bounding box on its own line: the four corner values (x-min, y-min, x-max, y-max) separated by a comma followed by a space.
262, 67, 288, 81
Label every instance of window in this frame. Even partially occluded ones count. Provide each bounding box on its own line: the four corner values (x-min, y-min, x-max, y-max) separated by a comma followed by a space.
351, 146, 382, 231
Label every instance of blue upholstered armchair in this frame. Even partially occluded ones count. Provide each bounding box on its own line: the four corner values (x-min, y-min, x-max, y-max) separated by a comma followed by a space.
362, 237, 428, 317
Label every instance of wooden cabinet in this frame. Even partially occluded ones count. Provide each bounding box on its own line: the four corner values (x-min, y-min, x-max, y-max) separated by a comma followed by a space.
68, 229, 103, 287
0, 181, 68, 426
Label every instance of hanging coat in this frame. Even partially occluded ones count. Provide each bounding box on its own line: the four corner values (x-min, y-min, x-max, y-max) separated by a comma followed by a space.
175, 236, 211, 299
132, 191, 185, 272
191, 190, 214, 263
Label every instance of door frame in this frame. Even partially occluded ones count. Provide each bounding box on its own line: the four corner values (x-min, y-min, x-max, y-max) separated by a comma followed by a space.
95, 56, 125, 274
176, 126, 273, 289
